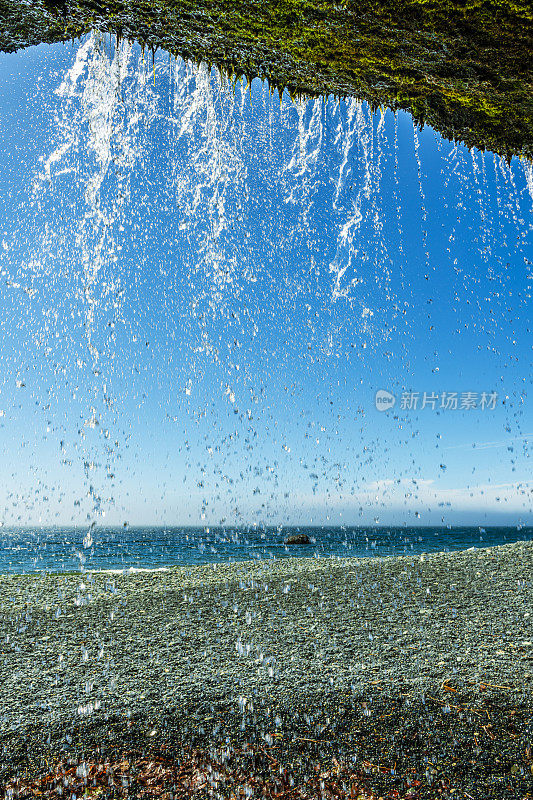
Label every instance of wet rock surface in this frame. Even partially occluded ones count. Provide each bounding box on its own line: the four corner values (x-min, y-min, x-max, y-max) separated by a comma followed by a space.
0, 0, 532, 158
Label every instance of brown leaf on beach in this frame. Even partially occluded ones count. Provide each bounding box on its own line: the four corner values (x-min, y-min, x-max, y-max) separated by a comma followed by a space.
2, 745, 382, 800
3, 729, 530, 800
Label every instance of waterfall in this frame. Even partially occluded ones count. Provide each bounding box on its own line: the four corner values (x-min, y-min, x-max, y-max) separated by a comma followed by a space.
37, 35, 532, 338
2, 33, 531, 527
39, 32, 157, 369
29, 33, 159, 537
169, 60, 248, 307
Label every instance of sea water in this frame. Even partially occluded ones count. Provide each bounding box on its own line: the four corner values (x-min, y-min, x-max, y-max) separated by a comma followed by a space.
0, 525, 530, 573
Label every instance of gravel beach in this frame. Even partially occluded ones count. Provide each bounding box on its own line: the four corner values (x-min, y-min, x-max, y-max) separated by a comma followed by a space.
1, 540, 532, 797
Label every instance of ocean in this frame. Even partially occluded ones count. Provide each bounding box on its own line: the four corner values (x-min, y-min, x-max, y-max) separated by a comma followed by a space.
0, 525, 531, 574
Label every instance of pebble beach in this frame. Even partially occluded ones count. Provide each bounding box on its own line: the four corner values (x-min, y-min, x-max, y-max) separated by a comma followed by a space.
1, 540, 532, 797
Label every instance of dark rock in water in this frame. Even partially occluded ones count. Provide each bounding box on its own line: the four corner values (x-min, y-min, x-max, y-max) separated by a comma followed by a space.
284, 533, 310, 545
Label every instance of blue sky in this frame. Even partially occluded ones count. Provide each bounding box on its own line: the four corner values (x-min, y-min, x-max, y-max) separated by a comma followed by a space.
0, 34, 532, 528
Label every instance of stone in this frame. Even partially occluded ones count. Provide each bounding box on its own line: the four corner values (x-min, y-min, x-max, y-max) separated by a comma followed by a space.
284, 533, 310, 545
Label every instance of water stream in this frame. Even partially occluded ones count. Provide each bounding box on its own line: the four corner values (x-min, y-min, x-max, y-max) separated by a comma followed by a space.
0, 31, 532, 536
0, 31, 532, 794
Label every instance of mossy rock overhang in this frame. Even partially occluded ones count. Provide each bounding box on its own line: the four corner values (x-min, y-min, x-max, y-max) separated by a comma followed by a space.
1, 0, 532, 160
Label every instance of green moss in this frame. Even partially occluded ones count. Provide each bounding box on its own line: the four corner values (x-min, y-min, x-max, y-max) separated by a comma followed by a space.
0, 0, 531, 158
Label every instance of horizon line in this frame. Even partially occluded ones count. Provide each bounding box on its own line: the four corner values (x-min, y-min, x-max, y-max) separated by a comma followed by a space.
2, 522, 532, 531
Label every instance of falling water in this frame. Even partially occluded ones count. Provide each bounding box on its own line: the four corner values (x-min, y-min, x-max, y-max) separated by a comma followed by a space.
0, 32, 531, 529
0, 31, 533, 798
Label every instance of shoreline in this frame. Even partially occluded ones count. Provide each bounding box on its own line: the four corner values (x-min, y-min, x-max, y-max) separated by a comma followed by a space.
2, 530, 532, 577
1, 540, 532, 795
